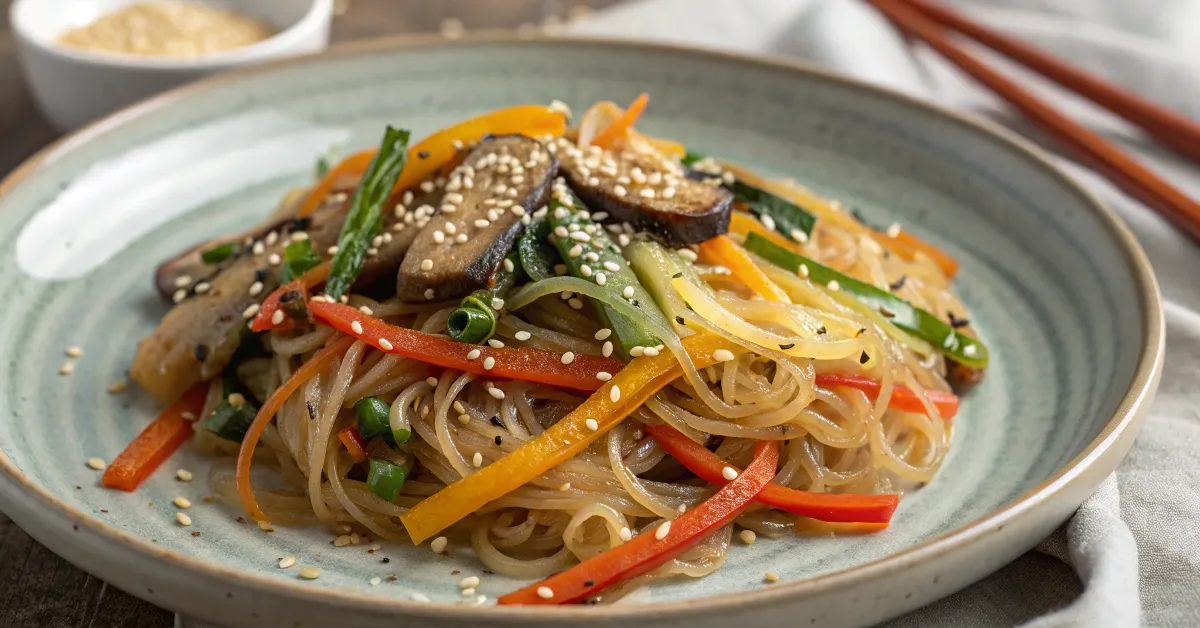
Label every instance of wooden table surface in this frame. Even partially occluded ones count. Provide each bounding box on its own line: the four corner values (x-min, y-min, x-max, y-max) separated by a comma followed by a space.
0, 2, 619, 626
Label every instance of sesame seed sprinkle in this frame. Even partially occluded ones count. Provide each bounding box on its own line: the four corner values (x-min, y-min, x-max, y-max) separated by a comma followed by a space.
886, 222, 902, 238
424, 288, 436, 300
514, 330, 531, 341
602, 341, 613, 358
713, 349, 735, 362
173, 496, 191, 509
173, 275, 192, 288
491, 298, 505, 310
619, 527, 633, 541
425, 376, 439, 387
431, 536, 448, 553
655, 521, 671, 540
595, 273, 607, 286
721, 466, 739, 481
176, 469, 193, 481
467, 349, 481, 360
378, 338, 394, 351
279, 556, 296, 569
487, 339, 505, 349
193, 282, 211, 294
561, 352, 575, 365
298, 567, 320, 580
610, 386, 621, 403
596, 372, 612, 382
370, 577, 382, 586
489, 387, 505, 400
86, 458, 105, 470
537, 586, 554, 600
585, 418, 599, 431
176, 513, 192, 526
740, 530, 757, 544
483, 356, 496, 370
420, 259, 434, 271
472, 452, 483, 468
59, 362, 75, 376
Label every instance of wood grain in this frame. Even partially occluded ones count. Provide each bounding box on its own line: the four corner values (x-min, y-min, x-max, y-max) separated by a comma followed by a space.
0, 1, 621, 626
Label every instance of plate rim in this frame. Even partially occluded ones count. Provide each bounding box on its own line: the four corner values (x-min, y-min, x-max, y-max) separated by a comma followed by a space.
0, 32, 1166, 622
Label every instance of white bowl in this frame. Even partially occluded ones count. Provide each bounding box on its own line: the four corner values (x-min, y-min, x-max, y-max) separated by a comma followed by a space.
10, 0, 333, 131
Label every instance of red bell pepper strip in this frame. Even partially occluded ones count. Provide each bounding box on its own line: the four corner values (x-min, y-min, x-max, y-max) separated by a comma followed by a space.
497, 440, 778, 605
239, 335, 356, 521
307, 301, 624, 391
249, 262, 328, 332
102, 384, 207, 492
337, 426, 369, 463
815, 372, 959, 418
643, 423, 898, 524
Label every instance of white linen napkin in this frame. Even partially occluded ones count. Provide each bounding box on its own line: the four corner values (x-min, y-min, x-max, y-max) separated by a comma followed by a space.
569, 1, 1200, 626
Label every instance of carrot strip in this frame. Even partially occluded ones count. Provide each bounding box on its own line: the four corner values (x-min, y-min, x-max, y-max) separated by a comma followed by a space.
237, 335, 356, 522
308, 301, 623, 391
815, 372, 959, 418
101, 384, 207, 492
869, 229, 960, 277
643, 423, 898, 523
591, 93, 649, 149
498, 440, 778, 605
337, 426, 369, 463
399, 333, 749, 544
698, 235, 791, 302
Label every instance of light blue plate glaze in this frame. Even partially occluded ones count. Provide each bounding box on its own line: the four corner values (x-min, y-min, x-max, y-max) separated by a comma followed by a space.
0, 36, 1163, 628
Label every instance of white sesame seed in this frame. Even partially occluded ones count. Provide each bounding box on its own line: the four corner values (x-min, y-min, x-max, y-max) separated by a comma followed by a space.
467, 349, 481, 360
193, 282, 211, 294
271, 310, 285, 326
613, 185, 627, 197
457, 413, 470, 425
488, 387, 505, 400
740, 530, 757, 544
595, 273, 608, 286
491, 298, 505, 310
455, 233, 468, 243
610, 386, 621, 403
886, 222, 902, 238
537, 586, 554, 600
173, 275, 193, 289
655, 520, 671, 540
561, 352, 575, 365
460, 575, 481, 589
378, 338, 394, 351
630, 346, 645, 357
722, 466, 739, 481
86, 457, 105, 470
420, 259, 434, 272
569, 231, 591, 242
759, 214, 777, 231
474, 219, 490, 229
602, 341, 613, 357
59, 362, 75, 376
483, 356, 496, 370
472, 452, 483, 467
798, 264, 810, 279
603, 261, 621, 273
298, 567, 321, 580
412, 593, 431, 603
176, 469, 193, 481
334, 535, 351, 547
662, 186, 677, 199
585, 418, 599, 431
430, 536, 448, 553
568, 244, 583, 258
359, 306, 374, 315
964, 344, 978, 357
487, 339, 505, 349
791, 229, 809, 243
453, 400, 466, 414
433, 231, 445, 244
568, 298, 583, 309
558, 482, 572, 492
370, 577, 382, 586
677, 248, 698, 262
827, 280, 840, 291
617, 233, 631, 247
713, 349, 735, 362
639, 188, 656, 199
514, 330, 532, 341
643, 347, 659, 356
173, 496, 191, 509
351, 321, 363, 334
424, 288, 436, 300
595, 371, 612, 382
279, 556, 296, 569
580, 264, 592, 277
622, 286, 635, 299
619, 527, 633, 542
267, 253, 281, 266
172, 289, 187, 304
503, 258, 515, 272
512, 205, 526, 217
176, 513, 192, 526
248, 281, 264, 297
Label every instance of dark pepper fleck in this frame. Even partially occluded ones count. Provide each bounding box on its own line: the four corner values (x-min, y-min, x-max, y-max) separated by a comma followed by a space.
816, 326, 827, 335
889, 275, 907, 292
194, 344, 209, 362
672, 272, 682, 278
675, 316, 686, 325
254, 268, 269, 283
381, 557, 391, 564
779, 343, 794, 350
418, 151, 431, 159
289, 217, 311, 231
860, 351, 870, 364
495, 435, 503, 446
948, 312, 970, 328
490, 416, 503, 427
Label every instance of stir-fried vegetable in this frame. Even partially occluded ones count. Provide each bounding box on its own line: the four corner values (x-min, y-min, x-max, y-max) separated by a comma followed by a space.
238, 335, 357, 522
366, 458, 410, 502
279, 238, 323, 283
337, 426, 368, 463
684, 152, 816, 242
816, 372, 959, 418
399, 333, 748, 544
308, 301, 624, 391
102, 384, 207, 491
497, 440, 778, 605
547, 190, 669, 359
590, 92, 649, 149
354, 396, 393, 440
325, 127, 411, 299
643, 423, 899, 523
203, 394, 258, 442
250, 262, 329, 333
446, 250, 523, 344
517, 217, 559, 281
200, 242, 238, 264
697, 235, 791, 302
744, 233, 988, 368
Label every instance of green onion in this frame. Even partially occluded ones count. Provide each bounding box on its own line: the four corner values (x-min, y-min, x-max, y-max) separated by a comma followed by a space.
325, 127, 411, 299
547, 189, 669, 360
200, 242, 239, 264
355, 397, 392, 441
447, 250, 524, 344
387, 395, 413, 444
204, 371, 257, 442
366, 458, 409, 502
517, 217, 559, 281
743, 232, 988, 368
279, 238, 323, 283
683, 151, 815, 241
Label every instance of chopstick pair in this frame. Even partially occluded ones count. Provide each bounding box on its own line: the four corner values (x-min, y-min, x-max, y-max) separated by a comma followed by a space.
863, 0, 1200, 243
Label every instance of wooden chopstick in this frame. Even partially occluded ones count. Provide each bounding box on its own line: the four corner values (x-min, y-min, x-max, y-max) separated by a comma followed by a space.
865, 0, 1200, 243
894, 0, 1200, 166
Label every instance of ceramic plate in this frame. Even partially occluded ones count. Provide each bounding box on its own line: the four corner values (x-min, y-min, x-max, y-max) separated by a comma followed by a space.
0, 36, 1163, 628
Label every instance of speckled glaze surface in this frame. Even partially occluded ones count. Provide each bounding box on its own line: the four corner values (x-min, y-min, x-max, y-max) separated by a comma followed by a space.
0, 36, 1163, 628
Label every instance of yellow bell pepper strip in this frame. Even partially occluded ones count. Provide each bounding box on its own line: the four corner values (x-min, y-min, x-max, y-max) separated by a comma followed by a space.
238, 335, 356, 522
591, 93, 649, 149
729, 211, 795, 251
399, 333, 748, 544
498, 440, 779, 605
697, 235, 791, 303
296, 105, 569, 219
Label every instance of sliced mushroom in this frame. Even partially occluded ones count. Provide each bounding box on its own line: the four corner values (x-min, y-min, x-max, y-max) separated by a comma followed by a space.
558, 139, 733, 246
396, 135, 558, 302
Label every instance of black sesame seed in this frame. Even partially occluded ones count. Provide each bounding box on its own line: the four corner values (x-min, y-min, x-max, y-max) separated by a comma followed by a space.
672, 272, 682, 279
631, 299, 639, 307
878, 306, 895, 318
490, 416, 503, 427
278, 290, 300, 303
289, 217, 311, 231
194, 344, 209, 362
675, 316, 686, 325
889, 275, 907, 292
856, 328, 866, 337
418, 151, 431, 159
948, 312, 970, 328
254, 268, 269, 282
381, 557, 391, 564
584, 580, 595, 587
305, 401, 318, 421
494, 435, 503, 445
860, 351, 870, 364
779, 343, 794, 350
816, 326, 827, 335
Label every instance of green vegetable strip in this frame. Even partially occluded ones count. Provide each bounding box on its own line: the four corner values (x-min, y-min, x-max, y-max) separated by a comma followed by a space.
744, 232, 988, 368
447, 250, 524, 344
366, 458, 410, 502
682, 151, 816, 241
355, 397, 393, 442
279, 239, 323, 283
518, 217, 559, 281
325, 127, 411, 299
204, 371, 258, 442
547, 190, 668, 360
200, 242, 239, 264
